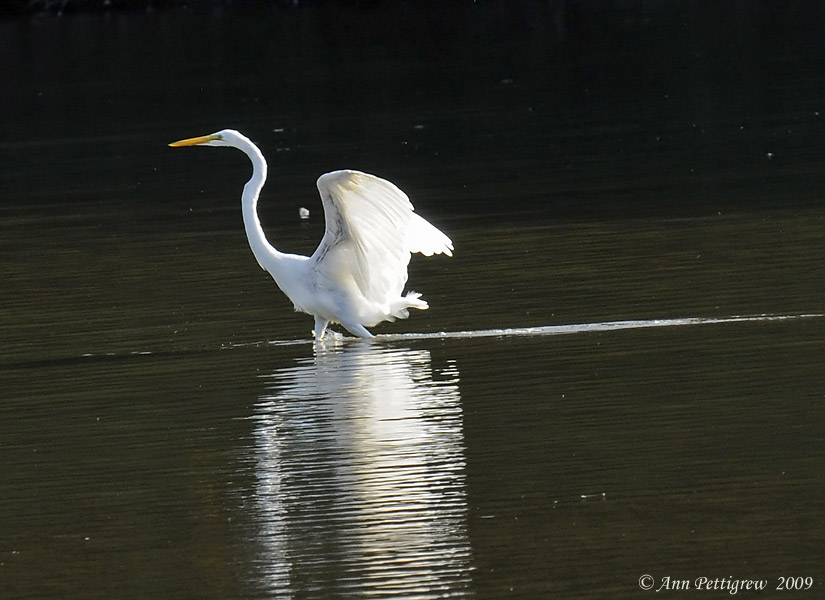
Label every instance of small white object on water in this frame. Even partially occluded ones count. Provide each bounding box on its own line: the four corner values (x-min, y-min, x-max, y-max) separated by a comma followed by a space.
298, 207, 310, 220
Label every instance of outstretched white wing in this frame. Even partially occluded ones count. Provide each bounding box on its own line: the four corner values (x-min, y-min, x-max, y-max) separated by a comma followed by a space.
311, 170, 452, 304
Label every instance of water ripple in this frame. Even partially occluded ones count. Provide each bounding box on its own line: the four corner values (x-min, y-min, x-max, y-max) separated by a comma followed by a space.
224, 313, 822, 348
248, 345, 472, 598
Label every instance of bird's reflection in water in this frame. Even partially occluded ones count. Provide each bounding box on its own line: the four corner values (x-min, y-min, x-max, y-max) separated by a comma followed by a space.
250, 343, 472, 598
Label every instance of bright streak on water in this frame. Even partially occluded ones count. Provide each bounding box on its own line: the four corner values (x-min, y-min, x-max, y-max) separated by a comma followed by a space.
227, 313, 823, 348
379, 313, 824, 341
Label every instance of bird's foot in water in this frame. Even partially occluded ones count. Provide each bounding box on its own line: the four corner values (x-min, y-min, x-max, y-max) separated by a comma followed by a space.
312, 328, 346, 345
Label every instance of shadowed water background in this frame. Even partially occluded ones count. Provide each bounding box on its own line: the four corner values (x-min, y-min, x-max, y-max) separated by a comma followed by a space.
2, 3, 825, 598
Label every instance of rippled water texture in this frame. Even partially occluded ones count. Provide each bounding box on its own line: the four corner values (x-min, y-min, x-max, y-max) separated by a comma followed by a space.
250, 346, 470, 598
2, 3, 825, 599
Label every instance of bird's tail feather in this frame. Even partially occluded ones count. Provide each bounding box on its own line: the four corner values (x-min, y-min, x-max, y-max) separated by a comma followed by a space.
389, 291, 428, 320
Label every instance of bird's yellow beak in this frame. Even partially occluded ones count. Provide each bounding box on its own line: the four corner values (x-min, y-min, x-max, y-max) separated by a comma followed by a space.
168, 133, 220, 147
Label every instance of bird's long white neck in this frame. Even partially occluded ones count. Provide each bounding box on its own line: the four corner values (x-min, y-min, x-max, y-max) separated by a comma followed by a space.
236, 136, 286, 272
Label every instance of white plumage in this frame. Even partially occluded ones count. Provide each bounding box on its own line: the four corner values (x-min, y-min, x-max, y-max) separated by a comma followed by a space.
170, 129, 452, 341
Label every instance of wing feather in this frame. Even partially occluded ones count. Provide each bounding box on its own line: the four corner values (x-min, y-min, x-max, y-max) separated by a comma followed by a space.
407, 212, 454, 257
312, 170, 452, 304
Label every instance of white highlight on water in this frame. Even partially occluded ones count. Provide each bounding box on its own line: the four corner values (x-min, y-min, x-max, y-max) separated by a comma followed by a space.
379, 313, 823, 341
235, 313, 822, 348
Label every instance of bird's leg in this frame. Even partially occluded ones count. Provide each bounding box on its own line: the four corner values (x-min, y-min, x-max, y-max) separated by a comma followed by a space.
341, 321, 374, 339
313, 316, 329, 341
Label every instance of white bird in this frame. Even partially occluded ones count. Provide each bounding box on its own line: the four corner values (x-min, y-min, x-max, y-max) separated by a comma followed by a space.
169, 129, 453, 341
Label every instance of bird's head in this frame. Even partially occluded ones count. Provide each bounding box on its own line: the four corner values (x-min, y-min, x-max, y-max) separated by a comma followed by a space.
169, 128, 245, 148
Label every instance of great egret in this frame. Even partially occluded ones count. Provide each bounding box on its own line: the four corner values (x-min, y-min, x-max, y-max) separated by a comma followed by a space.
169, 129, 453, 341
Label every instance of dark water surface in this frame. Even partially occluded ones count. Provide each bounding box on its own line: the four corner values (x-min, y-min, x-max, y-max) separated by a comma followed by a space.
2, 3, 825, 599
